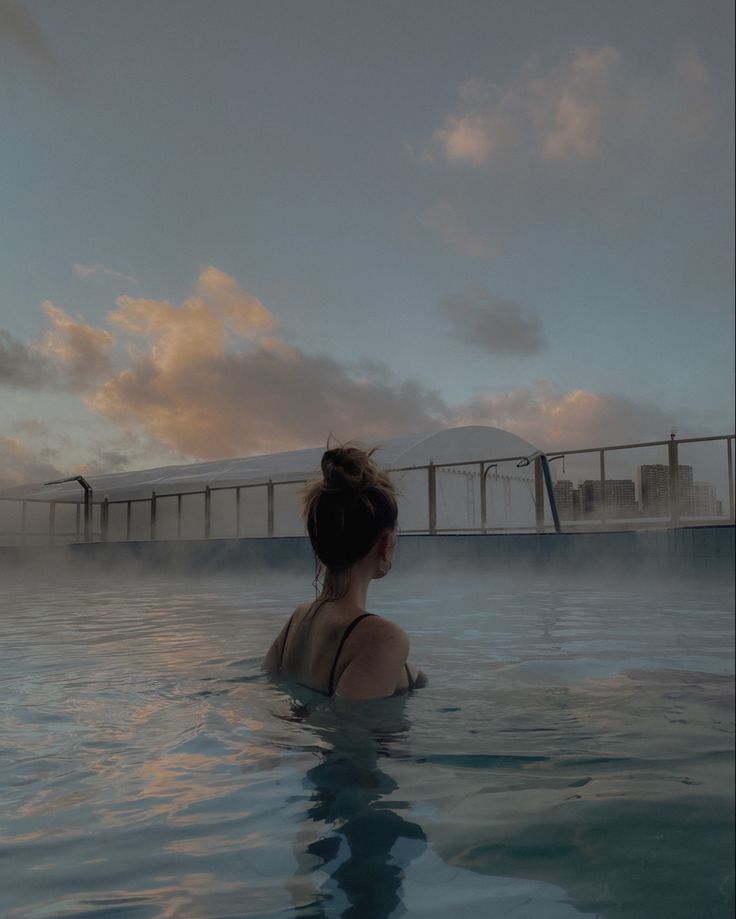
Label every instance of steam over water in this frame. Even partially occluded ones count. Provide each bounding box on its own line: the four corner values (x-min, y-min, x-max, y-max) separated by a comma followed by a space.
0, 568, 733, 918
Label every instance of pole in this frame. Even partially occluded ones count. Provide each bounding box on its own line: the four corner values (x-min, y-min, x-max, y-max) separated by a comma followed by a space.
599, 449, 607, 526
727, 438, 734, 523
540, 455, 562, 533
267, 480, 274, 537
534, 457, 545, 532
480, 463, 487, 534
668, 437, 680, 525
428, 463, 437, 534
150, 490, 157, 541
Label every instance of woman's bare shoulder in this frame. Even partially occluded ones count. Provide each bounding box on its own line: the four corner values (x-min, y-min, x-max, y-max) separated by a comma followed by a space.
364, 615, 409, 650
292, 600, 313, 619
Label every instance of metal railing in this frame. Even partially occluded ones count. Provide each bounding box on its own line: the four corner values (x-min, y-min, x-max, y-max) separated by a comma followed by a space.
1, 433, 733, 546
545, 433, 734, 528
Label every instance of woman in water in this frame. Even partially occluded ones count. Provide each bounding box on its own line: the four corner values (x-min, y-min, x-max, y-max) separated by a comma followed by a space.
264, 444, 425, 699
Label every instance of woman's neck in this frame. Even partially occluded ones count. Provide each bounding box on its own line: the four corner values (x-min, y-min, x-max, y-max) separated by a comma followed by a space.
322, 562, 372, 613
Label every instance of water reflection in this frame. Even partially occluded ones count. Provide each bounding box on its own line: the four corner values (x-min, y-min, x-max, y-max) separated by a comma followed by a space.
280, 694, 426, 918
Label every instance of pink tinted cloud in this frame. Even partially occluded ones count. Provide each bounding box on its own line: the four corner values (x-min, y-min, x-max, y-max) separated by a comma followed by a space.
36, 301, 115, 386
0, 305, 115, 390
0, 435, 65, 489
427, 44, 712, 170
86, 267, 443, 457
1, 269, 709, 473
450, 381, 688, 450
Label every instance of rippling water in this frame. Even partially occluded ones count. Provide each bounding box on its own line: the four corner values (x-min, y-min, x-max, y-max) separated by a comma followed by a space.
0, 567, 733, 918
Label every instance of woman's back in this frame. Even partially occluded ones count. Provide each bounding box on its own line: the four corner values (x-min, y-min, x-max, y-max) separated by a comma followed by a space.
263, 443, 425, 699
268, 599, 418, 699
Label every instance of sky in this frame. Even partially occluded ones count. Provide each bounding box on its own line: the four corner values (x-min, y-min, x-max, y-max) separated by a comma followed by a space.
0, 0, 734, 489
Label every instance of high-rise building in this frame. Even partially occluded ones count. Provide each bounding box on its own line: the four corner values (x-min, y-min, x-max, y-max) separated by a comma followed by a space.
639, 464, 694, 516
552, 480, 577, 519
579, 479, 638, 518
690, 481, 720, 516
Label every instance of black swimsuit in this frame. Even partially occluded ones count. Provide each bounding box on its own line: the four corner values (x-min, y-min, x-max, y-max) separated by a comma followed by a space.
280, 610, 415, 696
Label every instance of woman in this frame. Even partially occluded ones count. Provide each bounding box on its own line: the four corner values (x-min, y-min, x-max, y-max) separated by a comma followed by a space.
264, 444, 426, 699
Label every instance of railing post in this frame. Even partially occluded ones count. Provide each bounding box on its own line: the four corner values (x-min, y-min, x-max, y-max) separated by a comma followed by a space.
668, 438, 680, 525
20, 500, 27, 546
126, 501, 132, 541
540, 455, 561, 534
599, 449, 607, 525
236, 487, 241, 537
534, 457, 545, 532
480, 462, 487, 534
177, 494, 182, 539
428, 463, 437, 534
83, 490, 92, 543
48, 502, 56, 547
150, 490, 157, 541
101, 498, 109, 542
727, 438, 734, 523
267, 480, 274, 537
205, 486, 211, 538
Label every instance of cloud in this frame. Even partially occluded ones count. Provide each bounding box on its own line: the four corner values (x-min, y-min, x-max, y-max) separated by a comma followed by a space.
0, 0, 70, 87
425, 44, 712, 171
79, 267, 443, 457
450, 381, 691, 450
0, 435, 65, 490
1, 301, 115, 391
0, 328, 58, 388
423, 198, 501, 259
73, 263, 138, 284
89, 338, 443, 459
440, 287, 546, 355
2, 268, 713, 478
0, 432, 136, 491
36, 301, 115, 387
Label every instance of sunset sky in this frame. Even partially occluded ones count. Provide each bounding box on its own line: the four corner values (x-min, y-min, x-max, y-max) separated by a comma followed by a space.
1, 0, 733, 488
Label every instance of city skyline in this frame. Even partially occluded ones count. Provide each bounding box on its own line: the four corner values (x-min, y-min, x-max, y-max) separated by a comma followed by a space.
553, 462, 726, 519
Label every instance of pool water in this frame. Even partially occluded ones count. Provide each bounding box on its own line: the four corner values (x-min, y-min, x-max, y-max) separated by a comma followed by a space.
0, 568, 733, 918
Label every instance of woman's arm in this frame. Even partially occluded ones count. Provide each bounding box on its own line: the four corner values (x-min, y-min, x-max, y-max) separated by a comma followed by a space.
262, 614, 293, 674
405, 662, 428, 690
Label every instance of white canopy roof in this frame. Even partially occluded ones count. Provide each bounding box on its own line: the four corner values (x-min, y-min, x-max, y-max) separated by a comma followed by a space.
1, 426, 539, 502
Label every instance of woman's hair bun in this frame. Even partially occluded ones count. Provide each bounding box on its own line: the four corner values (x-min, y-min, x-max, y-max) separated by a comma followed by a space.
320, 445, 378, 493
302, 441, 398, 570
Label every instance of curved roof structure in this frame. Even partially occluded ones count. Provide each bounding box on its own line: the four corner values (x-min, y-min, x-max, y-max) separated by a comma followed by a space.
0, 426, 539, 503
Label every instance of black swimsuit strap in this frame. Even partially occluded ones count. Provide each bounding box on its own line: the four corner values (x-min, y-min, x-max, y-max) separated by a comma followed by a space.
327, 613, 375, 695
279, 612, 295, 667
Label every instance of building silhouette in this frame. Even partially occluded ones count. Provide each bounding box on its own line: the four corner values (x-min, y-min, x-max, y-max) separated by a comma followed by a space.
639, 464, 694, 516
580, 479, 638, 518
553, 465, 722, 523
553, 478, 639, 520
552, 480, 577, 519
691, 481, 721, 517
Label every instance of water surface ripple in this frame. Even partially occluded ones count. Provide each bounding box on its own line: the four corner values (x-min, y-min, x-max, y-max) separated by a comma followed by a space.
0, 570, 733, 919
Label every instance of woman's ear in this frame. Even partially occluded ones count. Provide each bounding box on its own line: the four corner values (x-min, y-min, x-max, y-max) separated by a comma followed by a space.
376, 529, 392, 559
